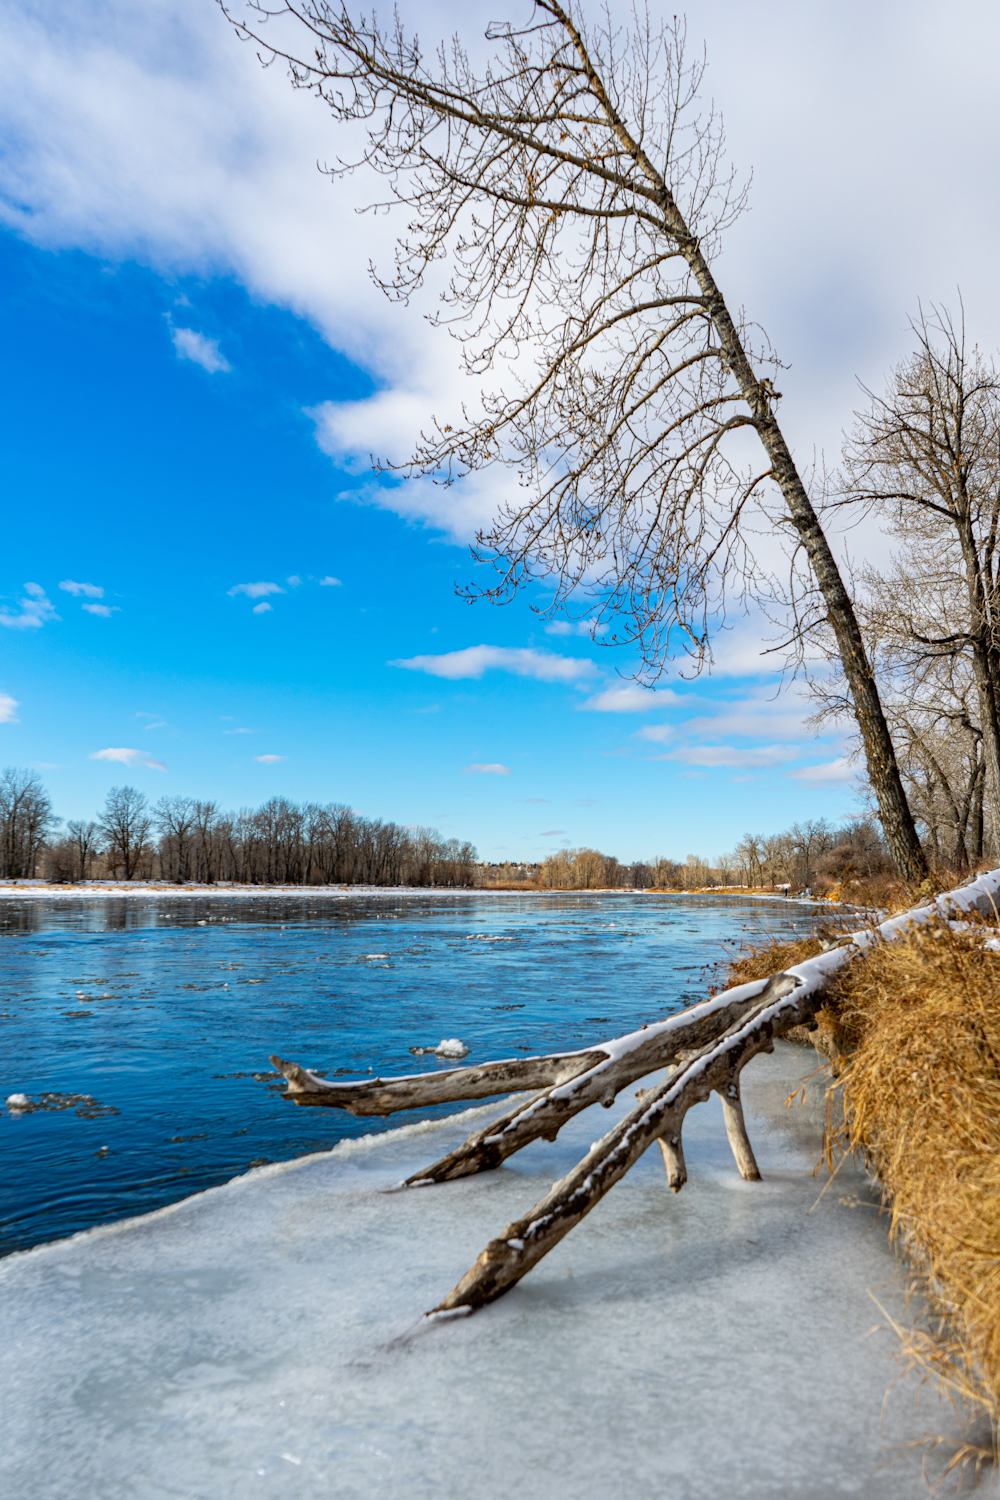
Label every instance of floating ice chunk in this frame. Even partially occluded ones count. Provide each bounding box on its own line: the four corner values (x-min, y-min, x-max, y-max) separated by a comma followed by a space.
365, 953, 390, 959
434, 1038, 469, 1058
409, 1038, 470, 1059
6, 1094, 30, 1109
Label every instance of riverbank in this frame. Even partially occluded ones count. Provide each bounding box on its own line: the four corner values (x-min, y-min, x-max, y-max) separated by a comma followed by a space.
0, 1041, 980, 1498
0, 880, 853, 907
725, 918, 1000, 1477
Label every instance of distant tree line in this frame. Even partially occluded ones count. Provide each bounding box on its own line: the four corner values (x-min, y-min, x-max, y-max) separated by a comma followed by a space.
474, 818, 892, 895
0, 767, 899, 896
0, 772, 477, 886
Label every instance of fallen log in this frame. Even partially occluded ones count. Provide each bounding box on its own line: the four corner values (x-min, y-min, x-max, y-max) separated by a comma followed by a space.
270, 869, 1000, 1315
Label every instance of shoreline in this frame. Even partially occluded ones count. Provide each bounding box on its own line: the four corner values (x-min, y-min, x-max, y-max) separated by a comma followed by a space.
0, 881, 849, 907
0, 1041, 971, 1495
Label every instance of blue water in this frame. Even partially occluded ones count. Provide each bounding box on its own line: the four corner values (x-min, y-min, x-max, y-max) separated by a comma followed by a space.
0, 891, 815, 1255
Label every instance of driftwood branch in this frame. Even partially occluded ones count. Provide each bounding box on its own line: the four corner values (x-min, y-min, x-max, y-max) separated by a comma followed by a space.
268, 870, 1000, 1315
431, 976, 824, 1312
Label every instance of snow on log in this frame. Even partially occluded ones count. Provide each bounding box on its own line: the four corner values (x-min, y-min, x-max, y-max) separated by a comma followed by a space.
265, 870, 1000, 1314
424, 868, 1000, 1314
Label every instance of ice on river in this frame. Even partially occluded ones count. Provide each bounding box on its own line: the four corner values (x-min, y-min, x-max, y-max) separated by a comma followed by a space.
0, 1042, 989, 1499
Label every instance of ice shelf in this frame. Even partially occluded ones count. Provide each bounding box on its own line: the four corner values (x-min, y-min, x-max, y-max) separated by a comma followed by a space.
1, 1042, 991, 1499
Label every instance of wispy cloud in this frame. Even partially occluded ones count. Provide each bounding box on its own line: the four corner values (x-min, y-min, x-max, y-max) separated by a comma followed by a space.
142, 720, 167, 731
252, 602, 272, 615
286, 574, 302, 587
0, 583, 59, 631
82, 603, 119, 618
544, 620, 596, 637
392, 645, 597, 683
224, 727, 255, 735
540, 829, 566, 836
649, 743, 802, 770
255, 753, 284, 763
170, 325, 231, 374
581, 683, 679, 713
319, 575, 342, 587
228, 582, 284, 599
788, 757, 855, 783
0, 693, 19, 723
463, 763, 511, 775
90, 747, 167, 771
524, 798, 549, 804
59, 579, 103, 598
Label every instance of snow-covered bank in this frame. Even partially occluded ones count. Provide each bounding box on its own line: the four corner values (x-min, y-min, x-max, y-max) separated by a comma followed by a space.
0, 882, 854, 906
1, 1044, 986, 1499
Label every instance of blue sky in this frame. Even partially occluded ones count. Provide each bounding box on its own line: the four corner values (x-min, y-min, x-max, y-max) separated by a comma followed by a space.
2, 0, 999, 862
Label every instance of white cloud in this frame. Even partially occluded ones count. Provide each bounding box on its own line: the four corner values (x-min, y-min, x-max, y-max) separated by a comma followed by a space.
649, 743, 802, 770
580, 683, 680, 713
224, 726, 254, 734
463, 763, 511, 775
788, 757, 855, 783
319, 576, 342, 587
286, 574, 302, 587
90, 747, 167, 771
0, 583, 59, 631
143, 720, 167, 730
0, 693, 19, 723
170, 324, 231, 373
252, 602, 272, 615
544, 620, 601, 637
255, 753, 284, 763
228, 581, 283, 599
82, 602, 120, 617
6, 0, 1000, 606
541, 828, 566, 836
391, 645, 597, 684
59, 579, 103, 598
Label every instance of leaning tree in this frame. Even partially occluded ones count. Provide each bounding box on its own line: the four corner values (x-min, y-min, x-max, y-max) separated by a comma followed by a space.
223, 0, 927, 882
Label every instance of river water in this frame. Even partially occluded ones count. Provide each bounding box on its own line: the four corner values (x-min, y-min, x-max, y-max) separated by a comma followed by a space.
0, 891, 814, 1255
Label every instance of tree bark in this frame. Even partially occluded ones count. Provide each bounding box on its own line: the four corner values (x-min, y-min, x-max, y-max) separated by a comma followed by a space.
679, 241, 927, 884
552, 1, 928, 884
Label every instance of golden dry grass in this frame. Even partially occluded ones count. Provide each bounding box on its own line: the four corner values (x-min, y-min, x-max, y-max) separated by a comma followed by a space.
831, 924, 1000, 1424
721, 916, 1000, 1464
660, 885, 1000, 1473
719, 933, 827, 989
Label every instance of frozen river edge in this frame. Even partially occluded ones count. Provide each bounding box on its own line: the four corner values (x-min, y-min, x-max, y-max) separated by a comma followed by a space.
1, 1041, 987, 1499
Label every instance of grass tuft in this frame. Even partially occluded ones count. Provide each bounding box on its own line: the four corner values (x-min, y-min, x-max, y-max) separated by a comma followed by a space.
722, 914, 1000, 1465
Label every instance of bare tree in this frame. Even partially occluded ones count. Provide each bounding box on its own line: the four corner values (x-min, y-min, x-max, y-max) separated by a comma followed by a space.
842, 306, 1000, 844
0, 767, 55, 878
154, 796, 197, 882
811, 560, 988, 871
223, 0, 926, 881
97, 786, 152, 881
66, 819, 99, 881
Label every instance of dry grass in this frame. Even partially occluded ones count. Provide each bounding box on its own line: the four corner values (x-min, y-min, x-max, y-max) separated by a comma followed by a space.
719, 933, 827, 989
830, 924, 1000, 1430
720, 915, 1000, 1471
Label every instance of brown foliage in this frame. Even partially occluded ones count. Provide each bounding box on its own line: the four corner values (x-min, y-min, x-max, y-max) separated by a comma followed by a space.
831, 923, 1000, 1424
722, 915, 1000, 1441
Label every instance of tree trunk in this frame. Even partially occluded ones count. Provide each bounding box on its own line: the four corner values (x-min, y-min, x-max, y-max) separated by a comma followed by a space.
959, 522, 1000, 849
675, 231, 927, 884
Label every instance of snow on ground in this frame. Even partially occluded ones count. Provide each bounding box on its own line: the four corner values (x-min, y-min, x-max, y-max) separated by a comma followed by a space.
0, 883, 847, 904
1, 1043, 989, 1499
